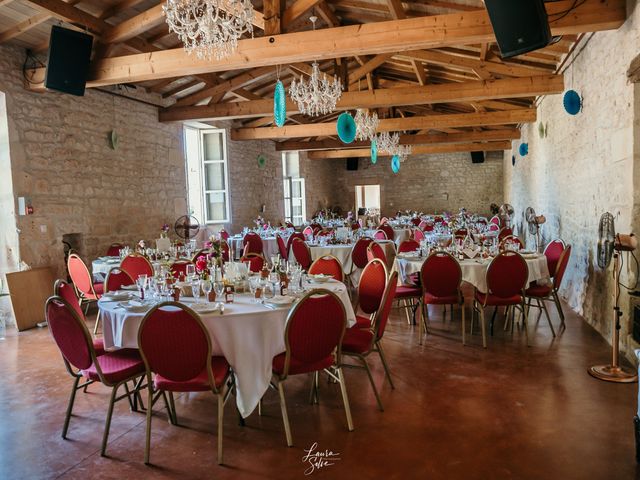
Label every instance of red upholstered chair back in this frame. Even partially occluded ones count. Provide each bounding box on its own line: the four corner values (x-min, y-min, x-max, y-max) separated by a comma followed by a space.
489, 215, 501, 226
374, 271, 398, 342
191, 249, 208, 263
379, 217, 388, 225
317, 229, 333, 237
219, 229, 230, 241
454, 229, 467, 239
240, 254, 265, 273
351, 223, 361, 231
410, 218, 421, 227
309, 256, 343, 282
104, 268, 134, 293
413, 229, 425, 242
276, 233, 288, 260
544, 239, 566, 277
499, 235, 523, 250
310, 223, 322, 232
351, 237, 373, 269
434, 216, 444, 224
487, 223, 500, 232
243, 232, 263, 255
498, 227, 513, 241
121, 254, 153, 281
221, 241, 230, 262
54, 279, 84, 319
420, 252, 461, 298
418, 220, 428, 231
46, 296, 93, 371
292, 238, 312, 270
398, 239, 420, 253
423, 223, 434, 232
486, 252, 528, 298
379, 224, 394, 240
170, 260, 193, 279
67, 253, 94, 297
139, 303, 211, 383
286, 232, 305, 254
302, 226, 314, 237
285, 222, 294, 228
366, 242, 387, 265
373, 229, 387, 240
106, 243, 124, 257
281, 291, 345, 377
553, 245, 572, 290
358, 259, 388, 315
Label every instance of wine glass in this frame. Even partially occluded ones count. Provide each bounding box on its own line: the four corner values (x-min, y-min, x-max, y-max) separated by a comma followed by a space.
191, 279, 202, 304
186, 264, 196, 281
263, 281, 276, 302
249, 276, 260, 302
136, 275, 148, 299
214, 281, 225, 302
201, 279, 212, 303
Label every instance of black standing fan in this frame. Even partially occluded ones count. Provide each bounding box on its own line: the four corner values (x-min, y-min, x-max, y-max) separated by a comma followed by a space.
589, 212, 638, 383
174, 215, 200, 241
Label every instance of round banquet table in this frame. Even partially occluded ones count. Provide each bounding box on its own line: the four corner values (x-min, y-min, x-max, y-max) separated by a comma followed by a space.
98, 279, 355, 418
92, 256, 121, 277
394, 253, 550, 293
308, 240, 396, 278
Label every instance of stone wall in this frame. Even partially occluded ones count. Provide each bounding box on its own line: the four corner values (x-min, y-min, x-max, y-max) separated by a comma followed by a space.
503, 2, 640, 358
327, 151, 503, 217
0, 45, 186, 279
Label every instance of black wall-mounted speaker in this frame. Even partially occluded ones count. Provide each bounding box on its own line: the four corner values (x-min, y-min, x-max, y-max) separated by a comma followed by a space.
471, 151, 485, 164
45, 26, 93, 96
346, 158, 359, 171
483, 0, 551, 58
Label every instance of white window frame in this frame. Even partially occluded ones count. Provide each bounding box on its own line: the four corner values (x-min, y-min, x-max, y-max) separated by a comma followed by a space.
284, 176, 306, 226
199, 128, 231, 224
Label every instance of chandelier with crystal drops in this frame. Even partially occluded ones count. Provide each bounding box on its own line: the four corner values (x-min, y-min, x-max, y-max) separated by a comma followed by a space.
354, 109, 379, 141
394, 144, 412, 161
163, 0, 255, 60
288, 17, 342, 117
376, 131, 400, 153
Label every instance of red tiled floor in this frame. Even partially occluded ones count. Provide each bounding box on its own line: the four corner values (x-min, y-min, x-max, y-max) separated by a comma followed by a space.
0, 299, 637, 479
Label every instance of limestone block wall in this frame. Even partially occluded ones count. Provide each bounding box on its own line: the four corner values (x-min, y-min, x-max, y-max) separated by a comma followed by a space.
502, 4, 640, 357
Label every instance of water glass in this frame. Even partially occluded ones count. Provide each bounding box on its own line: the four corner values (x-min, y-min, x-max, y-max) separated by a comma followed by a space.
186, 264, 196, 280
201, 279, 212, 303
214, 281, 225, 300
263, 282, 276, 301
249, 276, 259, 301
191, 280, 202, 304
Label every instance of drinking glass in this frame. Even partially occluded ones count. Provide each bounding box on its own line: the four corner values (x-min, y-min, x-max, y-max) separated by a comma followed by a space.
214, 281, 225, 301
191, 280, 202, 304
186, 264, 196, 281
263, 282, 276, 302
249, 276, 260, 301
136, 275, 148, 298
201, 279, 212, 303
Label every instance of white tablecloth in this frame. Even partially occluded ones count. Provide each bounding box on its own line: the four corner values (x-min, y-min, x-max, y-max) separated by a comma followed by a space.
92, 257, 121, 277
98, 280, 355, 418
364, 228, 411, 246
229, 236, 284, 260
394, 254, 550, 293
308, 240, 396, 277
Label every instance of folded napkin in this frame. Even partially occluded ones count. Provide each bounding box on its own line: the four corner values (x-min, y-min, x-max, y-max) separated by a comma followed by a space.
463, 248, 479, 259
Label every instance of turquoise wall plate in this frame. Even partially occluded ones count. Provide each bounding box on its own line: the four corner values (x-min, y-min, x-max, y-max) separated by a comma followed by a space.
274, 80, 286, 127
391, 155, 400, 173
337, 112, 356, 144
563, 90, 581, 115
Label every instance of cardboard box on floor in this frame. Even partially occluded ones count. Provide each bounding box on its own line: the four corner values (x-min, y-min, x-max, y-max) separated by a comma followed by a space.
6, 267, 55, 331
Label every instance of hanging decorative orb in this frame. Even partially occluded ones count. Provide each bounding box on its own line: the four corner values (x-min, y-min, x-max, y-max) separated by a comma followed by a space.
370, 139, 378, 164
391, 155, 400, 174
274, 80, 286, 127
512, 155, 516, 166
563, 90, 582, 115
519, 143, 529, 157
337, 112, 356, 144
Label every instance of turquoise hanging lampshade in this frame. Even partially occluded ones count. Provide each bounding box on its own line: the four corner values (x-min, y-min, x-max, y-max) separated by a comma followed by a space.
274, 80, 286, 127
337, 112, 356, 144
370, 139, 378, 164
391, 155, 400, 174
519, 143, 528, 157
563, 90, 581, 115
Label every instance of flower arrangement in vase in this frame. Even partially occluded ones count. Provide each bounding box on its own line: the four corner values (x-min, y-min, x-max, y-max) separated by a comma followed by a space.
160, 223, 170, 238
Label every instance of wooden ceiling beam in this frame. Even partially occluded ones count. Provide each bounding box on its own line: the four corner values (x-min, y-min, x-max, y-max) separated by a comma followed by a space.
99, 0, 147, 19
230, 109, 536, 140
263, 0, 282, 35
385, 0, 406, 19
101, 3, 165, 44
276, 128, 520, 151
307, 141, 512, 158
282, 0, 323, 28
160, 75, 562, 122
316, 1, 339, 27
24, 0, 105, 33
0, 12, 51, 43
348, 53, 394, 86
25, 0, 624, 89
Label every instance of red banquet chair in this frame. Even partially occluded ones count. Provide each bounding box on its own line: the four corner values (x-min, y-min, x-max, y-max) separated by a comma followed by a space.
240, 253, 265, 273
291, 238, 312, 271
454, 229, 468, 239
410, 218, 421, 227
170, 260, 194, 279
346, 237, 374, 288
543, 239, 566, 278
309, 255, 344, 282
341, 270, 398, 411
379, 217, 389, 225
276, 233, 289, 261
471, 251, 529, 348
120, 253, 154, 281
412, 229, 425, 242
353, 259, 388, 329
423, 223, 435, 233
373, 229, 388, 240
499, 235, 523, 250
243, 232, 264, 256
526, 245, 572, 332
219, 228, 230, 241
138, 302, 232, 465
398, 239, 420, 253
45, 296, 146, 456
54, 279, 106, 355
67, 253, 104, 334
379, 224, 394, 241
351, 222, 361, 231
498, 227, 513, 241
419, 252, 465, 345
270, 290, 353, 446
104, 268, 134, 293
489, 215, 501, 227
106, 243, 124, 257
302, 226, 314, 237
366, 242, 388, 265
286, 232, 305, 257
317, 229, 333, 237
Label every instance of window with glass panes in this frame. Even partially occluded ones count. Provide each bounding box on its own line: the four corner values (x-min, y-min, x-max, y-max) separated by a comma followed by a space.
282, 152, 306, 226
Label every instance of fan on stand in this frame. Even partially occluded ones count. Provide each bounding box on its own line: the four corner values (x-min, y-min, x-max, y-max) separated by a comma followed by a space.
525, 207, 546, 252
174, 215, 200, 241
589, 212, 638, 383
498, 203, 514, 228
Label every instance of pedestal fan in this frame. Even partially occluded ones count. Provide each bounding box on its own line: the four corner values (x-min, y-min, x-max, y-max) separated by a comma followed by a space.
174, 215, 200, 241
498, 203, 514, 228
588, 212, 638, 383
525, 207, 546, 252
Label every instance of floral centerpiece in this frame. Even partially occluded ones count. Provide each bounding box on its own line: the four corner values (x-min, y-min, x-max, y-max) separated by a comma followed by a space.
254, 215, 266, 229
204, 234, 225, 265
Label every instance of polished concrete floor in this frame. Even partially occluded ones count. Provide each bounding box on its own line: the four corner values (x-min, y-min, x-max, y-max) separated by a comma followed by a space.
0, 297, 637, 480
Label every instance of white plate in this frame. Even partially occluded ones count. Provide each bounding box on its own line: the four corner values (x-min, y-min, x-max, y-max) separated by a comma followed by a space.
308, 274, 332, 283
119, 300, 151, 312
264, 296, 296, 308
191, 303, 220, 314
102, 292, 131, 301
121, 285, 138, 291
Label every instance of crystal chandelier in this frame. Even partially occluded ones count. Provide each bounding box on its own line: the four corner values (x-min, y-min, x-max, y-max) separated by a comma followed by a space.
376, 131, 400, 154
164, 0, 255, 60
354, 109, 379, 141
394, 144, 412, 161
288, 17, 342, 117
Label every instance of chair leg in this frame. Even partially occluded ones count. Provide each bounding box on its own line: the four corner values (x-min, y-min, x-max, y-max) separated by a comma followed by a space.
361, 357, 383, 412
419, 303, 426, 345
553, 291, 566, 329
403, 300, 412, 325
258, 398, 263, 416
479, 308, 487, 348
62, 376, 80, 439
541, 300, 556, 337
100, 384, 119, 457
276, 381, 293, 447
93, 308, 101, 335
217, 392, 224, 465
144, 379, 153, 464
308, 371, 319, 405
522, 301, 530, 346
336, 367, 354, 431
168, 392, 178, 425
450, 304, 453, 322
461, 302, 466, 346
376, 341, 394, 389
